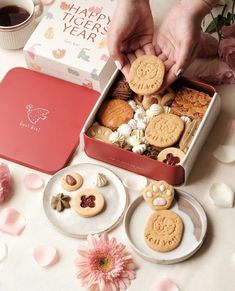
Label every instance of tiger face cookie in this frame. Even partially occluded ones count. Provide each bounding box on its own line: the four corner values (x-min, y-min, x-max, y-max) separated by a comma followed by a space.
145, 113, 184, 148
61, 172, 83, 192
71, 188, 104, 217
143, 181, 175, 210
144, 210, 184, 252
98, 99, 134, 131
128, 55, 165, 95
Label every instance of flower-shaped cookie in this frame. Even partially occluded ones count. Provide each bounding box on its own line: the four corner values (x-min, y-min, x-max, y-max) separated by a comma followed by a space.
143, 181, 175, 210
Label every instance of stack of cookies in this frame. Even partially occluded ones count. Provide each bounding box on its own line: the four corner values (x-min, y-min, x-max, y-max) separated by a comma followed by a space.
86, 55, 211, 166
142, 180, 184, 252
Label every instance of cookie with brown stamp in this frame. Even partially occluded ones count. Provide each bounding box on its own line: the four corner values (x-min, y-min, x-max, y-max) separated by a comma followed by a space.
144, 210, 184, 252
143, 180, 175, 210
145, 113, 184, 148
128, 55, 165, 95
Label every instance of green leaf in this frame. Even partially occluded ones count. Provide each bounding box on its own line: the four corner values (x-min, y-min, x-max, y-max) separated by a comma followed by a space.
205, 17, 218, 33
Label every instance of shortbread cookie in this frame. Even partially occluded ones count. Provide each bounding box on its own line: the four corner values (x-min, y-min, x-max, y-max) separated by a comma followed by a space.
179, 119, 201, 153
71, 188, 104, 217
171, 87, 211, 119
87, 123, 113, 143
61, 172, 83, 192
144, 210, 184, 252
143, 181, 175, 210
158, 147, 185, 165
98, 99, 134, 131
145, 114, 184, 148
128, 55, 165, 95
109, 74, 133, 101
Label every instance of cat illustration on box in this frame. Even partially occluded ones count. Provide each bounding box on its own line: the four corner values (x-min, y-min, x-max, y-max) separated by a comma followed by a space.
26, 105, 50, 125
52, 49, 66, 59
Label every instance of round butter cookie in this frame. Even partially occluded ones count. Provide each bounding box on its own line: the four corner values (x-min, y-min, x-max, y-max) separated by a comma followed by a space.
61, 172, 83, 192
128, 55, 165, 95
98, 99, 134, 131
71, 188, 104, 218
144, 210, 184, 252
145, 113, 184, 148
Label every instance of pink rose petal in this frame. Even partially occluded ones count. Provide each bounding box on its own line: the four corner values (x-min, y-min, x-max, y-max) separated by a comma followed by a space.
0, 208, 26, 235
151, 279, 179, 291
0, 241, 7, 262
0, 163, 11, 203
33, 245, 58, 267
23, 173, 44, 190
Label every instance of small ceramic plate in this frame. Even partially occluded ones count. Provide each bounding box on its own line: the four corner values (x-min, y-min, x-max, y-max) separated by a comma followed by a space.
124, 190, 207, 264
43, 163, 127, 238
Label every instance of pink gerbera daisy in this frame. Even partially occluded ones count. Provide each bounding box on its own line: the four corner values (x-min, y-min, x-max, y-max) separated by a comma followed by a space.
75, 232, 137, 291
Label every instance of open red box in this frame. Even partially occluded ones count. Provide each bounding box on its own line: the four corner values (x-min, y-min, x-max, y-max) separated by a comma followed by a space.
82, 70, 221, 185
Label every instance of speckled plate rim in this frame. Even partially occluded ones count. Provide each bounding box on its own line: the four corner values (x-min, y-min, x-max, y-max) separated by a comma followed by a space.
124, 190, 207, 264
43, 163, 128, 239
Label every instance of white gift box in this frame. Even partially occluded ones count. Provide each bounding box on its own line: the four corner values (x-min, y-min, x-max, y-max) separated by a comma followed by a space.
23, 0, 116, 92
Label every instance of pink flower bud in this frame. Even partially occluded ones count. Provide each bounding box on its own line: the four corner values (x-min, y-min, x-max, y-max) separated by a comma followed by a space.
197, 33, 218, 58
218, 38, 235, 69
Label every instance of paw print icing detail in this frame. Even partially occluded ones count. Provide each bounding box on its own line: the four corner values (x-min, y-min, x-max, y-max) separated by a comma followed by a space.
143, 180, 175, 210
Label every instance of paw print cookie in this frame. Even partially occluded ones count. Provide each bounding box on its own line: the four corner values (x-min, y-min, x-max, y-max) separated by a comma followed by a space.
143, 181, 175, 210
71, 188, 104, 217
61, 172, 83, 192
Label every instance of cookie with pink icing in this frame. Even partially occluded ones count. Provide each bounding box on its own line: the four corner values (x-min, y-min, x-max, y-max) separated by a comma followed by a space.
143, 180, 175, 210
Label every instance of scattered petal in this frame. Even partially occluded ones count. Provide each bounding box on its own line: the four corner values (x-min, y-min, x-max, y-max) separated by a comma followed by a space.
209, 183, 234, 208
0, 241, 7, 262
23, 173, 44, 190
151, 279, 179, 291
0, 208, 26, 235
34, 245, 58, 267
123, 175, 148, 192
0, 163, 11, 203
213, 145, 235, 163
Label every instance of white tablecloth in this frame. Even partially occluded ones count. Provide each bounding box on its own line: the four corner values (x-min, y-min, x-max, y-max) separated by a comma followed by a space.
0, 1, 235, 291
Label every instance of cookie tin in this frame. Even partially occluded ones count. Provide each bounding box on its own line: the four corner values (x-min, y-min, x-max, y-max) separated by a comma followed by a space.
124, 190, 207, 264
82, 70, 221, 185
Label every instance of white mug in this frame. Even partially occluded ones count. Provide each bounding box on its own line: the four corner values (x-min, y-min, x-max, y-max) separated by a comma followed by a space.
0, 0, 43, 49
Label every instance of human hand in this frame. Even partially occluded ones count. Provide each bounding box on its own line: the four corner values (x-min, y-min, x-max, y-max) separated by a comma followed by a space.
155, 0, 210, 90
107, 0, 155, 79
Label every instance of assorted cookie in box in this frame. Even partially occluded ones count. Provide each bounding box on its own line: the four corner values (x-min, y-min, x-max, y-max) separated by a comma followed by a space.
84, 55, 220, 185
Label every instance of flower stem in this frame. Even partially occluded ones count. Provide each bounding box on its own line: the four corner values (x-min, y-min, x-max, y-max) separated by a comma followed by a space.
232, 0, 235, 23
210, 11, 221, 41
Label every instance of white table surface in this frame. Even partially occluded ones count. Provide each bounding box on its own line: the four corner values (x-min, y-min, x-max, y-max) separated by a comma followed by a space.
0, 1, 235, 291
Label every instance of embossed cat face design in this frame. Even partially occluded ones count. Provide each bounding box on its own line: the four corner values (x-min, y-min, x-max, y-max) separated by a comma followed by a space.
136, 62, 158, 80
143, 181, 175, 210
153, 216, 176, 236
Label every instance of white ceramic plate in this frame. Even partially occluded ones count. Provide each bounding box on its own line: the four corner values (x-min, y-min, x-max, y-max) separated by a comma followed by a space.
124, 190, 207, 264
43, 163, 127, 238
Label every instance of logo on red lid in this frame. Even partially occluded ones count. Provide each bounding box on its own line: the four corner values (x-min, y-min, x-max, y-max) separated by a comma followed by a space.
26, 104, 50, 125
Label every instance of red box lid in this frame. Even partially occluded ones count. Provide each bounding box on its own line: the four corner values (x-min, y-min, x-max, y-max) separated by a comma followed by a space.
0, 68, 100, 174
